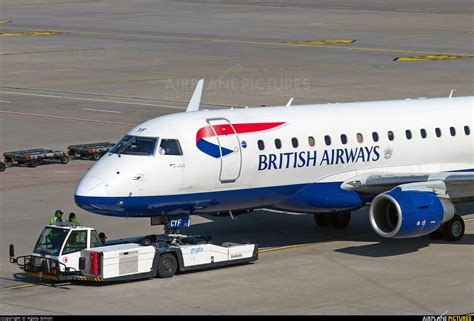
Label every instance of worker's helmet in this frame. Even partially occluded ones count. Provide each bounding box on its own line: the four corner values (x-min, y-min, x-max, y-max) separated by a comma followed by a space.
55, 210, 63, 217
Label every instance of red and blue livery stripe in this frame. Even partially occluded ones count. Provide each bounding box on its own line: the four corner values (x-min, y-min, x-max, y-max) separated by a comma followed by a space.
196, 122, 285, 158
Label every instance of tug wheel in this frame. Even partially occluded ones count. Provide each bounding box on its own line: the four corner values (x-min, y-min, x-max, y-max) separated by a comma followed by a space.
157, 253, 177, 278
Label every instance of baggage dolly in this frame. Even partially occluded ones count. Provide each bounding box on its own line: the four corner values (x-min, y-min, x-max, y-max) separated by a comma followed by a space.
67, 142, 115, 160
2, 148, 69, 170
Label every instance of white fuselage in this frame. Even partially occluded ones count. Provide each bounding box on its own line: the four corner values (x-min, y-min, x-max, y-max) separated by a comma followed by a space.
75, 96, 473, 217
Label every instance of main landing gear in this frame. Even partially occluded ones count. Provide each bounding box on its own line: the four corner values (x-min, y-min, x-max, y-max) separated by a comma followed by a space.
314, 211, 351, 229
428, 214, 465, 241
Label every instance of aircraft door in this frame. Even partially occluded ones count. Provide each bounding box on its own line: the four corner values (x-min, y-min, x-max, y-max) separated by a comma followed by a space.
207, 118, 242, 183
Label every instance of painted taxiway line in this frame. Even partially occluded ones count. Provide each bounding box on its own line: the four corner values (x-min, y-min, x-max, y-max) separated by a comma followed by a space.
5, 283, 37, 290
0, 91, 187, 110
259, 234, 368, 253
82, 108, 122, 114
0, 110, 137, 126
1, 26, 473, 58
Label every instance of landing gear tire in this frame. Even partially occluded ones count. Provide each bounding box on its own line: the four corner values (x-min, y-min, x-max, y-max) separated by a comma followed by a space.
443, 215, 465, 241
333, 211, 351, 228
428, 226, 446, 240
60, 155, 69, 164
157, 253, 178, 278
314, 213, 333, 227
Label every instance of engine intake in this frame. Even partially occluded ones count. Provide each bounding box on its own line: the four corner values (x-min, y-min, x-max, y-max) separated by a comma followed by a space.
369, 187, 454, 238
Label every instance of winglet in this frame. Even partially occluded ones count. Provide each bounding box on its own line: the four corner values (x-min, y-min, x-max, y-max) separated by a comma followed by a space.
286, 97, 294, 107
186, 79, 204, 112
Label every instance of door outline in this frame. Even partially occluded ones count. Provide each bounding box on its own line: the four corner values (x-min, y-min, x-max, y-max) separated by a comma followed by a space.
206, 117, 242, 183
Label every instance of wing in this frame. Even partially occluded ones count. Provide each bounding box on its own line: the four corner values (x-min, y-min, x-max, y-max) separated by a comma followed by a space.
341, 171, 474, 202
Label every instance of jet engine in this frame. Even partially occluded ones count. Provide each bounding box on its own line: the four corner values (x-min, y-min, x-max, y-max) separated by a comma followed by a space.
369, 186, 455, 238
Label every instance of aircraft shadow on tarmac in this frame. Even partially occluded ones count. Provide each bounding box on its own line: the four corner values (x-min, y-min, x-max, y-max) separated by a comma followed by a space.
185, 208, 473, 258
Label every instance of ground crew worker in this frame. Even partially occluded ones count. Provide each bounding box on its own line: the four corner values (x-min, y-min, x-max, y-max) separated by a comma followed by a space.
99, 232, 107, 245
67, 212, 79, 224
50, 210, 63, 225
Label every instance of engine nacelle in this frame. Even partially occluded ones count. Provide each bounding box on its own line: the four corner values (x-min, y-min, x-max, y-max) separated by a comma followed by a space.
369, 187, 455, 238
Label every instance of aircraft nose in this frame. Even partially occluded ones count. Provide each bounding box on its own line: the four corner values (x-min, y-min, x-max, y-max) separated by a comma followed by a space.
75, 175, 108, 197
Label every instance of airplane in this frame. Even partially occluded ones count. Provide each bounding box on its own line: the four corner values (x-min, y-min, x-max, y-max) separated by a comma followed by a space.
75, 79, 474, 241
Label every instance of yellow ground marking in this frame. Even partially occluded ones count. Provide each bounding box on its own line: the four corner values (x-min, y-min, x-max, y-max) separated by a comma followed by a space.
7, 283, 37, 289
0, 20, 11, 24
1, 26, 473, 58
464, 218, 474, 223
0, 31, 62, 36
258, 234, 367, 253
286, 39, 356, 46
394, 54, 470, 61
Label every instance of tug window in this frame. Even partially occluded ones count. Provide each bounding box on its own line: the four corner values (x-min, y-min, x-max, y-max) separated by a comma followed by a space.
275, 139, 282, 149
324, 135, 332, 146
387, 131, 395, 141
420, 129, 427, 139
62, 230, 87, 255
405, 130, 412, 140
450, 127, 456, 136
372, 132, 379, 142
291, 137, 299, 148
340, 134, 348, 145
257, 140, 265, 151
159, 139, 183, 156
356, 133, 363, 143
308, 136, 315, 147
435, 128, 442, 138
465, 126, 471, 135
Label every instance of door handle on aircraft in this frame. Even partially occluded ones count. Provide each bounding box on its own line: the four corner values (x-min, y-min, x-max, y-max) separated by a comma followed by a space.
171, 164, 186, 168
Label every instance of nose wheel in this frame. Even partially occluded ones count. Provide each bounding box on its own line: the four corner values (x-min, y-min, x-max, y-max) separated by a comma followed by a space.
314, 211, 351, 228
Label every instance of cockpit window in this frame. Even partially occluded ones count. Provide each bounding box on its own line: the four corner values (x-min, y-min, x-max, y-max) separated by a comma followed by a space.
159, 139, 183, 156
110, 135, 157, 156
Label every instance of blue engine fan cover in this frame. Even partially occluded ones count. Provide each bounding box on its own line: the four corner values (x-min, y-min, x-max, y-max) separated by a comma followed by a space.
371, 188, 444, 238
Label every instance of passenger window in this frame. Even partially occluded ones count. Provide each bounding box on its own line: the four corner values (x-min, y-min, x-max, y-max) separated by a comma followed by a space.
159, 139, 183, 156
372, 132, 379, 142
405, 130, 412, 140
308, 136, 315, 147
324, 135, 331, 146
387, 131, 395, 141
420, 129, 427, 139
435, 128, 442, 138
62, 230, 87, 255
450, 127, 456, 136
356, 133, 363, 143
258, 140, 265, 151
275, 139, 282, 149
340, 134, 347, 145
465, 126, 471, 135
291, 138, 299, 148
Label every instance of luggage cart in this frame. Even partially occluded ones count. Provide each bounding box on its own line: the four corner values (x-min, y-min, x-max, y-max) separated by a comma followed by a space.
2, 148, 69, 169
67, 142, 115, 160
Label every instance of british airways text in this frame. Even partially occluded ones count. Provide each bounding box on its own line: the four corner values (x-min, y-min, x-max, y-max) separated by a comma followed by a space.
258, 146, 381, 171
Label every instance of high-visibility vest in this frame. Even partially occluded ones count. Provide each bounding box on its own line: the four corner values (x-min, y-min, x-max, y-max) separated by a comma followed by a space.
50, 217, 58, 224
